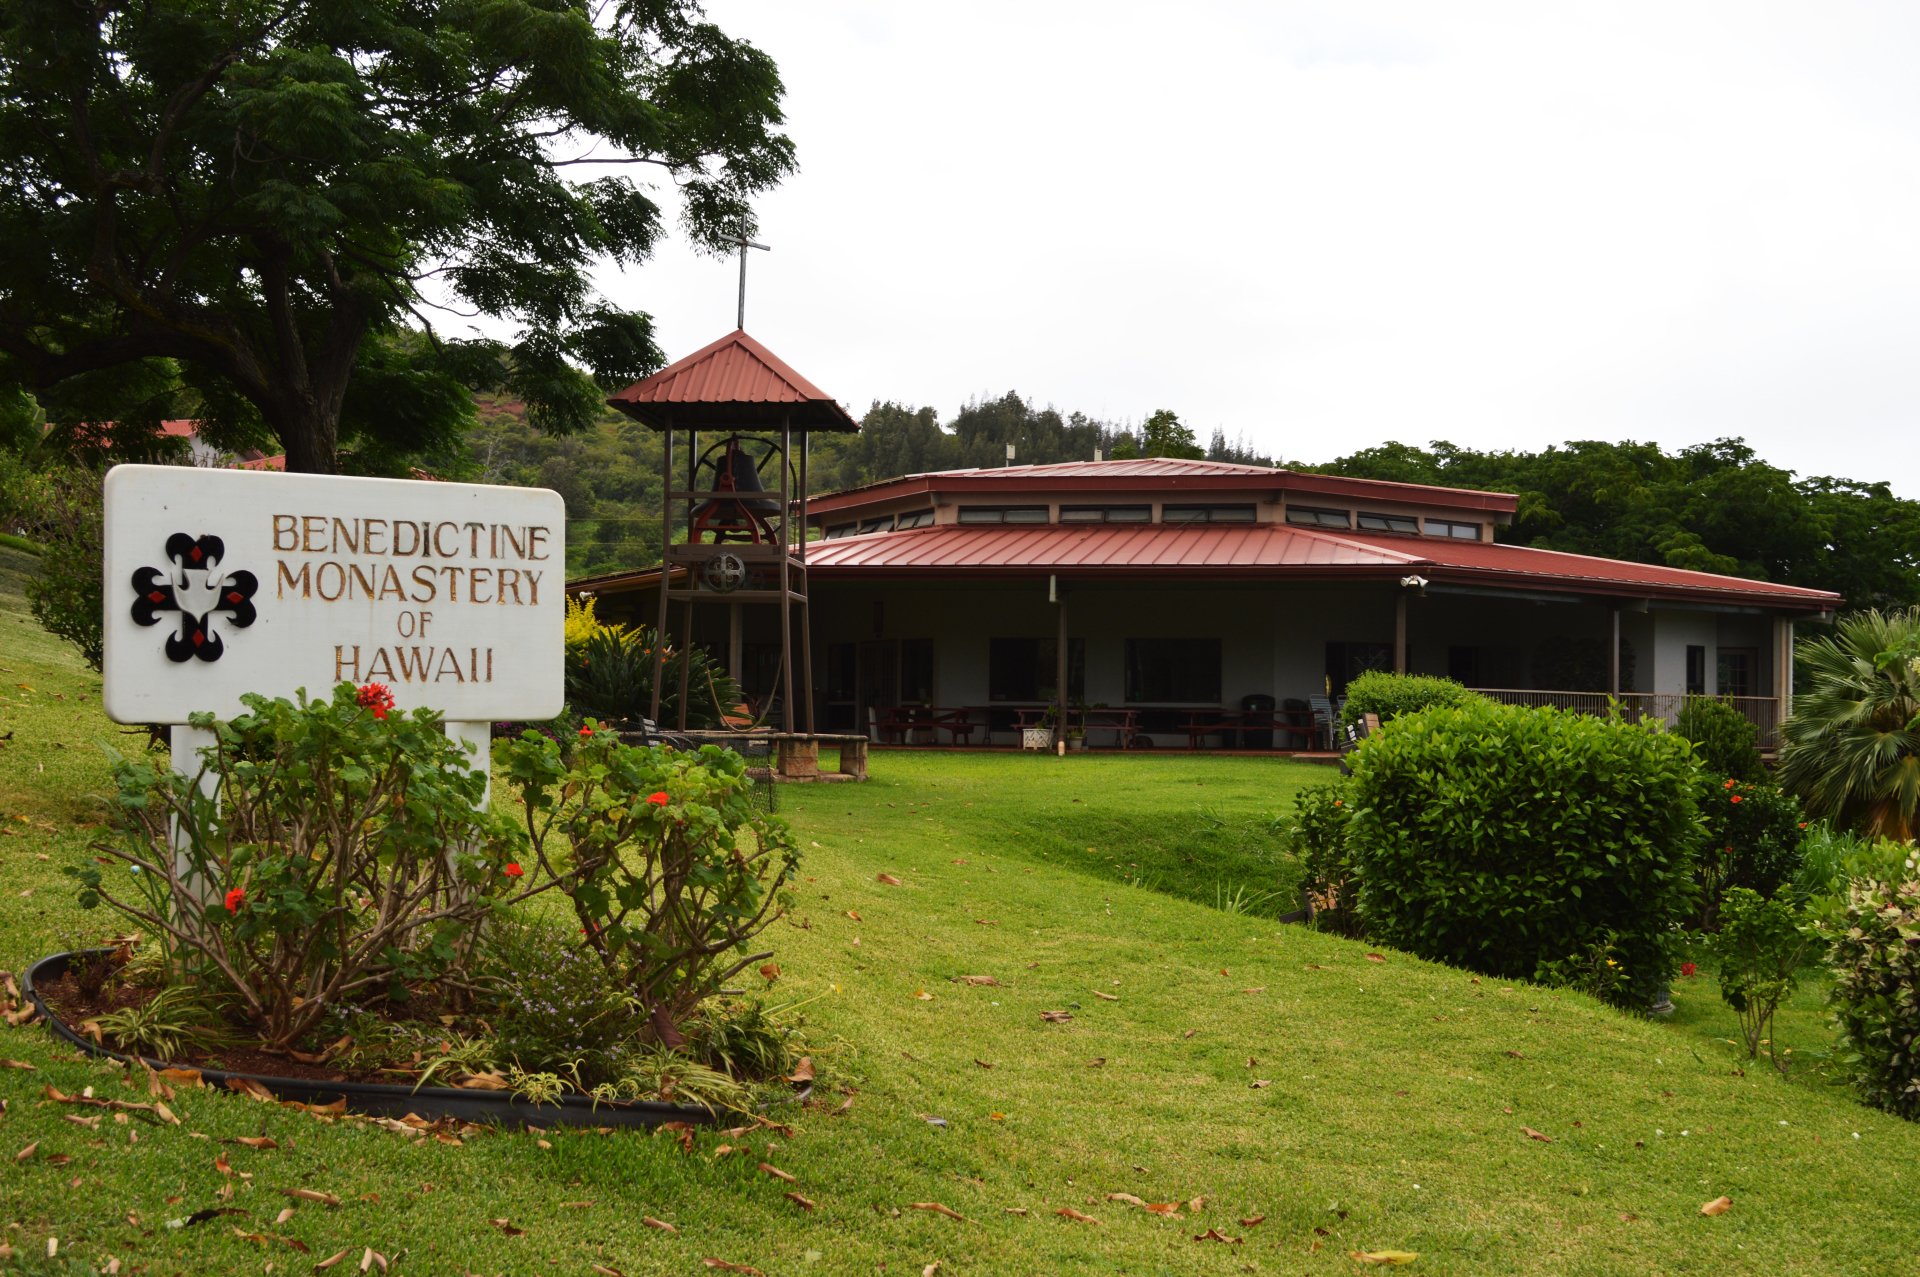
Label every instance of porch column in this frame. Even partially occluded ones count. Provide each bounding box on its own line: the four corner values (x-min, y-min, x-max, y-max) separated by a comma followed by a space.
1609, 606, 1620, 697
1055, 576, 1069, 741
1394, 593, 1407, 674
1775, 616, 1795, 722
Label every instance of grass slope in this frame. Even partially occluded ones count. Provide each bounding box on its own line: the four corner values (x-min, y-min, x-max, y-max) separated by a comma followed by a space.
1, 553, 1917, 1274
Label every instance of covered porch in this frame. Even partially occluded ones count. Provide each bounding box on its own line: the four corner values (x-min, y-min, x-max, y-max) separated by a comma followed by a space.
583, 573, 1802, 751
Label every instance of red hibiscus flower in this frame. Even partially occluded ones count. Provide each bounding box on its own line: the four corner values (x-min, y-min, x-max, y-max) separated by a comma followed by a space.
1729, 794, 1743, 804
356, 683, 396, 720
1723, 778, 1737, 789
647, 791, 670, 806
578, 725, 594, 738
224, 887, 245, 913
503, 863, 524, 878
1680, 962, 1697, 978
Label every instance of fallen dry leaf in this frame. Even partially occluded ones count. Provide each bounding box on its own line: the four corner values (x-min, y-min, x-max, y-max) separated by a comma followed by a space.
642, 1217, 677, 1233
224, 1076, 276, 1103
953, 975, 1001, 987
231, 1136, 279, 1150
908, 1202, 969, 1221
1144, 1202, 1182, 1216
455, 1071, 512, 1091
758, 1162, 796, 1184
1523, 1127, 1554, 1143
313, 1249, 351, 1270
914, 990, 934, 1001
785, 1192, 816, 1211
1239, 1214, 1265, 1227
488, 1217, 524, 1236
877, 873, 903, 887
1056, 1207, 1101, 1224
214, 1152, 233, 1175
0, 1059, 35, 1071
845, 909, 862, 922
1249, 1080, 1272, 1089
1106, 1192, 1146, 1207
1086, 1057, 1106, 1067
1619, 1212, 1640, 1222
1350, 1250, 1420, 1265
280, 1187, 341, 1207
1193, 1228, 1241, 1244
1701, 1196, 1732, 1217
1092, 990, 1119, 1001
758, 963, 780, 983
591, 1266, 626, 1277
1039, 1010, 1073, 1023
14, 1141, 37, 1162
922, 1264, 941, 1277
1365, 953, 1387, 963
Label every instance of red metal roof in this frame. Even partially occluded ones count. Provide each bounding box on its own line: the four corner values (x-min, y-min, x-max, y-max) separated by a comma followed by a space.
607, 329, 858, 432
807, 457, 1519, 517
792, 522, 1840, 611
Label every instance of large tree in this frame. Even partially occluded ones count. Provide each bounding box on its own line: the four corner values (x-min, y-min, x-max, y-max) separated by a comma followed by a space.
0, 0, 793, 473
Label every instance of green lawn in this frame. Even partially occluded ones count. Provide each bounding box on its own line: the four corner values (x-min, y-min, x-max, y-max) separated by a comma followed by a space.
2, 544, 1917, 1274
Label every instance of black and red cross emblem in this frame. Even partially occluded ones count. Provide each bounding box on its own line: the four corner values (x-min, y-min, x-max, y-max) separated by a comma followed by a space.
129, 533, 259, 663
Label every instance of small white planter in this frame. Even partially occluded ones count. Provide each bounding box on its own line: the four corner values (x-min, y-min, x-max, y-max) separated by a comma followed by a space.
1020, 726, 1053, 752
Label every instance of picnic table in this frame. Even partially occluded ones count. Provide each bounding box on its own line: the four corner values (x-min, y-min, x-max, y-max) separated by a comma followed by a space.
870, 705, 981, 746
1011, 707, 1143, 749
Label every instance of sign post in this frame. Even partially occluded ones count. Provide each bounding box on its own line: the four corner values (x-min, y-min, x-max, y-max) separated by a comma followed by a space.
101, 466, 565, 882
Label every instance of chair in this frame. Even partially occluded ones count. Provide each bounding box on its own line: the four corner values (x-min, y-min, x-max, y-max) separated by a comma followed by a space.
1307, 696, 1338, 750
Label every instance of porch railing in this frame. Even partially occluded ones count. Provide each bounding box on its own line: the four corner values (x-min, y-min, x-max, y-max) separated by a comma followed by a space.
1468, 689, 1782, 749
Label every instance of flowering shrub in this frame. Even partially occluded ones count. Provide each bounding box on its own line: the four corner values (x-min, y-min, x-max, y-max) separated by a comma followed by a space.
499, 724, 799, 1046
1824, 846, 1920, 1119
1694, 775, 1806, 928
71, 683, 524, 1049
1346, 699, 1701, 1006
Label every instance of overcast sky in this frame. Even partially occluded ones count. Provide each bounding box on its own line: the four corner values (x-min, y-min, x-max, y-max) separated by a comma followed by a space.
594, 1, 1920, 493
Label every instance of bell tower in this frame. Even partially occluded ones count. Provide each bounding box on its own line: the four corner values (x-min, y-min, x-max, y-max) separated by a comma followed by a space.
606, 329, 858, 733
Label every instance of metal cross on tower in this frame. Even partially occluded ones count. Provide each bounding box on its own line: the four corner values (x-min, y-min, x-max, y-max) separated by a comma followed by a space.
729, 224, 769, 329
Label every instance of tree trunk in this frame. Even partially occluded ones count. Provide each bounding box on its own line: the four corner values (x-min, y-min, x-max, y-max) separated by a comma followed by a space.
277, 404, 339, 475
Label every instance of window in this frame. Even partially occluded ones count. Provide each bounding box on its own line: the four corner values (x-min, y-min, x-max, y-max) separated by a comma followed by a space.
856, 515, 892, 535
895, 508, 935, 530
900, 638, 935, 703
1718, 648, 1757, 698
1686, 645, 1707, 696
1124, 638, 1222, 703
988, 638, 1085, 701
822, 523, 856, 539
1423, 518, 1481, 540
1060, 504, 1152, 523
1286, 506, 1352, 529
1447, 645, 1481, 685
958, 505, 1049, 525
1356, 511, 1419, 534
1162, 504, 1256, 524
1326, 641, 1393, 694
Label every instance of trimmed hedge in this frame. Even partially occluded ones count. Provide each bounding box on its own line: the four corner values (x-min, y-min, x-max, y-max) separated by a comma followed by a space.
1339, 671, 1482, 730
1672, 697, 1765, 782
1347, 699, 1702, 1003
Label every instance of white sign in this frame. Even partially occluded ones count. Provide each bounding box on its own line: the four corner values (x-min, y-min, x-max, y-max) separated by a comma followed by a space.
103, 465, 565, 725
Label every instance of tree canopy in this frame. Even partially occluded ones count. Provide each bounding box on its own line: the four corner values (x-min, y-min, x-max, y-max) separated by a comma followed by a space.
1308, 438, 1920, 612
0, 0, 793, 473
